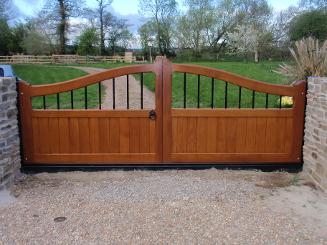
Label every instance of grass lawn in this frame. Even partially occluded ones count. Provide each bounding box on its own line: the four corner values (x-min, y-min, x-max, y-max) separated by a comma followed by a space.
13, 61, 289, 109
13, 64, 102, 109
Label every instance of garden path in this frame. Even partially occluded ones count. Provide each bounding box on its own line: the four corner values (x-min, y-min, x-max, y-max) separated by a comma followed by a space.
71, 66, 155, 109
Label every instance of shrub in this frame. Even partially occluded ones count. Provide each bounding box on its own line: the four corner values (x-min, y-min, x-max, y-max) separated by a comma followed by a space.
277, 37, 327, 81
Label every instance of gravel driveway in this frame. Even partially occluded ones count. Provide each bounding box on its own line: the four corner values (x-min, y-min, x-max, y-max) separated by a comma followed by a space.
72, 67, 155, 109
0, 169, 327, 244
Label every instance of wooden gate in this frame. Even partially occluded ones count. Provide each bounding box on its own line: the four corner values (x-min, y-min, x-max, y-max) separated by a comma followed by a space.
18, 57, 306, 165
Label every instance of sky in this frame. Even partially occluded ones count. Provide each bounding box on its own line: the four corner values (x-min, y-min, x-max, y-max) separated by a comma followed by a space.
12, 0, 300, 34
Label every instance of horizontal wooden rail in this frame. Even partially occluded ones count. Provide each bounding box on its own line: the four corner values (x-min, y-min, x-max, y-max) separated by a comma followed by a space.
26, 64, 156, 96
173, 64, 306, 97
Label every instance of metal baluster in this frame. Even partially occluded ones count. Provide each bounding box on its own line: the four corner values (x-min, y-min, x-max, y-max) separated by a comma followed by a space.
85, 86, 88, 109
184, 73, 187, 108
43, 96, 46, 109
265, 93, 269, 108
238, 86, 242, 108
141, 73, 144, 109
113, 78, 115, 110
252, 90, 255, 108
71, 90, 74, 109
127, 75, 129, 109
56, 93, 60, 109
98, 82, 101, 109
279, 95, 282, 109
211, 78, 214, 109
224, 82, 228, 108
197, 75, 200, 108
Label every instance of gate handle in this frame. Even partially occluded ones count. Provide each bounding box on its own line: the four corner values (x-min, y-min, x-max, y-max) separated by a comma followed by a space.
149, 110, 156, 120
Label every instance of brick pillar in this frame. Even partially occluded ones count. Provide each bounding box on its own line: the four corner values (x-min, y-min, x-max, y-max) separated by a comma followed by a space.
0, 77, 21, 190
303, 77, 327, 192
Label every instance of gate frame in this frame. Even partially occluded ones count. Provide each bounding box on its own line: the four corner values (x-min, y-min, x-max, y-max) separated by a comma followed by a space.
18, 56, 307, 167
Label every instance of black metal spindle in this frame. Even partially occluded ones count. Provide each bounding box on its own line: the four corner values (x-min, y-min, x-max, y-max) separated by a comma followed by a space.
98, 82, 101, 110
56, 93, 60, 109
43, 96, 46, 109
85, 86, 88, 109
197, 75, 200, 108
184, 73, 187, 108
279, 95, 282, 109
113, 77, 115, 109
211, 78, 214, 109
238, 86, 242, 108
126, 75, 129, 109
265, 93, 269, 108
252, 90, 255, 108
141, 73, 144, 109
71, 90, 74, 109
224, 82, 228, 108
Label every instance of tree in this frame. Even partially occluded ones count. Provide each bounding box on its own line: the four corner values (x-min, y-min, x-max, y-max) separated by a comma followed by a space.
77, 27, 99, 55
95, 0, 113, 55
22, 31, 51, 55
289, 10, 327, 41
139, 0, 177, 55
105, 15, 132, 54
177, 0, 214, 56
41, 0, 85, 54
138, 21, 156, 59
0, 19, 12, 55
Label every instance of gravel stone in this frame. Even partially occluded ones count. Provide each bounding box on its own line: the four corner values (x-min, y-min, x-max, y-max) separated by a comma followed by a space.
1, 169, 327, 244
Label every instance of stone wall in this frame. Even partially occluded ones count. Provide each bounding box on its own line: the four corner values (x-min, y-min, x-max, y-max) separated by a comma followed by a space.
303, 77, 327, 192
0, 77, 21, 190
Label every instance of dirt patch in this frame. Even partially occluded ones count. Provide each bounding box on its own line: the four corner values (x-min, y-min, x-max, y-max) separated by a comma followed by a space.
71, 66, 155, 109
1, 169, 327, 244
255, 172, 299, 188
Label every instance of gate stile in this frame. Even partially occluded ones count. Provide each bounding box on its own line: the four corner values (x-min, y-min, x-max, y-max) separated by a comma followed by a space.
18, 57, 306, 166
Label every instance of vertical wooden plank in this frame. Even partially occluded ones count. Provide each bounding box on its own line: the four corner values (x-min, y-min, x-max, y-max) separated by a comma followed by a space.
58, 118, 70, 153
139, 118, 150, 153
172, 117, 178, 153
216, 118, 227, 153
187, 118, 197, 153
79, 118, 90, 153
162, 57, 172, 161
109, 118, 120, 153
119, 118, 130, 153
89, 118, 100, 153
206, 118, 217, 153
149, 119, 156, 153
225, 118, 237, 153
69, 118, 80, 153
284, 118, 293, 153
276, 118, 286, 153
196, 117, 207, 153
48, 118, 59, 153
265, 118, 279, 153
18, 81, 34, 162
176, 117, 187, 153
235, 118, 247, 153
245, 118, 257, 153
255, 118, 267, 153
129, 118, 140, 153
99, 118, 109, 153
38, 117, 50, 154
32, 118, 39, 154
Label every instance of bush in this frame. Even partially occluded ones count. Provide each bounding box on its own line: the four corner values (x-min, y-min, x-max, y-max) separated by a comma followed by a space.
277, 37, 327, 81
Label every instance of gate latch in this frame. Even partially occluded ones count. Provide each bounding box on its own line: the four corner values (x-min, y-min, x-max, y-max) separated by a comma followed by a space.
149, 110, 156, 120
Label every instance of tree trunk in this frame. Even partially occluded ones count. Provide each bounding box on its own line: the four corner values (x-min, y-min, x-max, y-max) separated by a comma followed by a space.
254, 48, 259, 63
58, 0, 66, 54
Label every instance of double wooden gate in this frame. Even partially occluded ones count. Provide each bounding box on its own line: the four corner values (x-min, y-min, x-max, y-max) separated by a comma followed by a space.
18, 57, 306, 166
